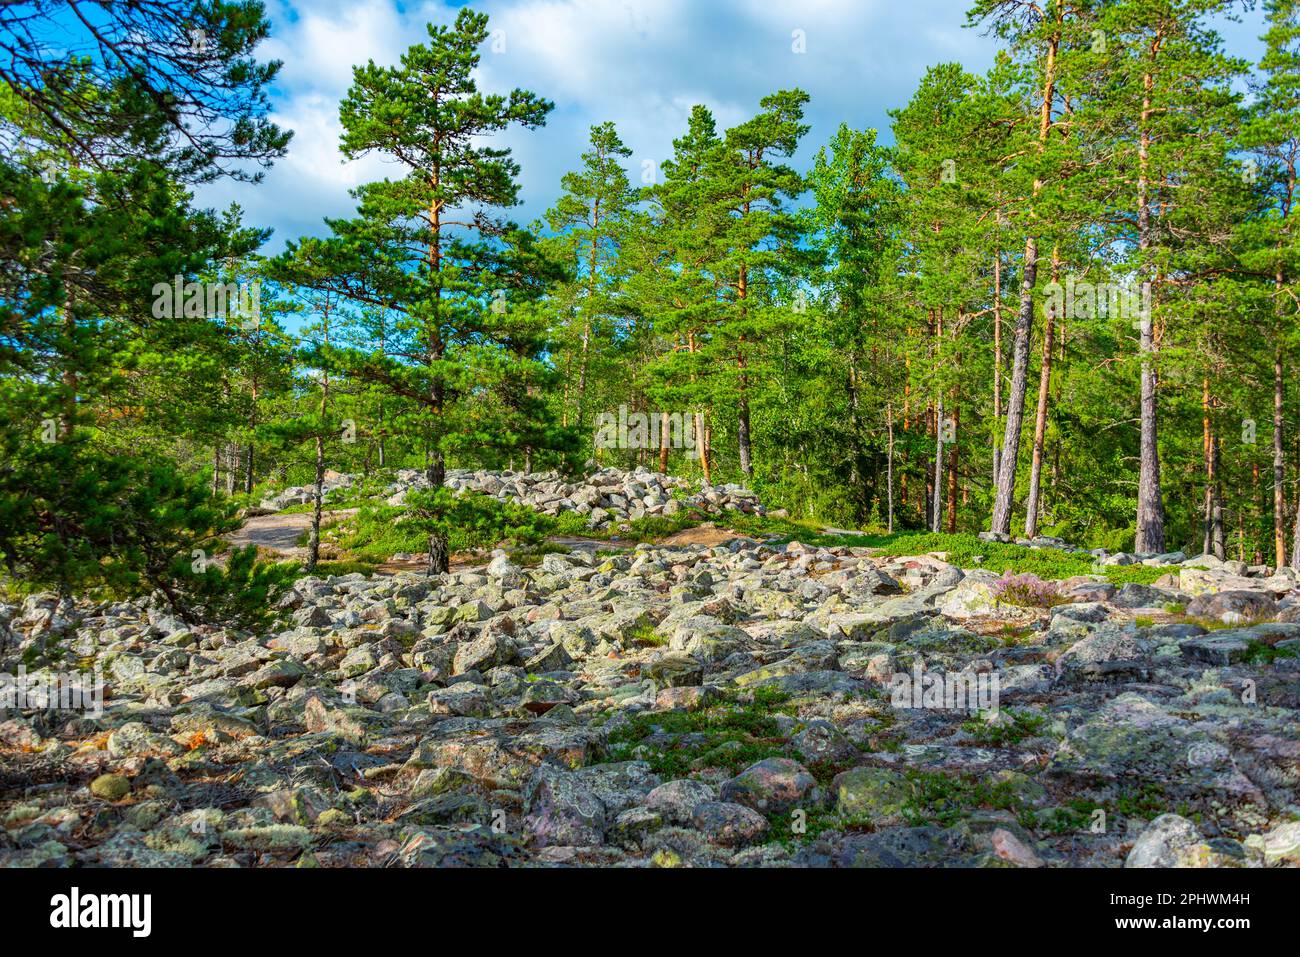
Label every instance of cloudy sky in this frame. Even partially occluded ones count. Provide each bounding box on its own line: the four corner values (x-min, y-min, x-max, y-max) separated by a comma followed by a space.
199, 0, 1269, 252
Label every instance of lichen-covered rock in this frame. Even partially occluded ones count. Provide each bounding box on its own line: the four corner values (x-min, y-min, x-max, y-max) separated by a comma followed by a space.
832, 767, 909, 824
720, 758, 816, 814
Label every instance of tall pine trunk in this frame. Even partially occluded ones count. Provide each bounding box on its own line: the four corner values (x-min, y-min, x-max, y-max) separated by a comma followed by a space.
1024, 250, 1059, 538
991, 240, 1039, 536
1275, 341, 1287, 568
1134, 44, 1166, 554
736, 263, 754, 477
932, 394, 945, 533
307, 435, 325, 572
946, 399, 959, 533
992, 253, 1003, 489
425, 188, 449, 575
883, 403, 894, 535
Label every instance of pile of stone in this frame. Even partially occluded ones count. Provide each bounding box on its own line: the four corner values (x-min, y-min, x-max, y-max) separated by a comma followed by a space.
260, 467, 770, 530
2, 533, 1298, 868
256, 471, 354, 512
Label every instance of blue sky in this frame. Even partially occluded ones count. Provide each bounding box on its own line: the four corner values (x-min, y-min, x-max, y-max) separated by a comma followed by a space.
199, 0, 1270, 253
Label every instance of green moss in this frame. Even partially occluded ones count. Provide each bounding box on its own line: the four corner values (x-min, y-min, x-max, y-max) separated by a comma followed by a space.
898, 770, 1031, 827
1112, 782, 1172, 820
1243, 639, 1300, 664
596, 689, 795, 778
765, 804, 842, 848
959, 708, 1048, 747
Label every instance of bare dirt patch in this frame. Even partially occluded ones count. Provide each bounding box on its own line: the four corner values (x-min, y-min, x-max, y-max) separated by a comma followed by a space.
227, 509, 357, 561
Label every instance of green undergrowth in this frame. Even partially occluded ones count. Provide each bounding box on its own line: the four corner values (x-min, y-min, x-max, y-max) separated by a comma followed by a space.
328, 494, 582, 563
626, 624, 668, 647
959, 707, 1049, 747
598, 687, 796, 778
712, 520, 1175, 585
1243, 639, 1300, 664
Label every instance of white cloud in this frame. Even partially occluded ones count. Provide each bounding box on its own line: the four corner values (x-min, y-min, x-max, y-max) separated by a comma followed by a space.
194, 0, 1263, 252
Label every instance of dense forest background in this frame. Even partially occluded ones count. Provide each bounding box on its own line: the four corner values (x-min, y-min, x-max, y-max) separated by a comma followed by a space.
2, 0, 1298, 616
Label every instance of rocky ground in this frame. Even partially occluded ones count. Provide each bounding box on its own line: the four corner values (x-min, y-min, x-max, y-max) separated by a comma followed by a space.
2, 527, 1299, 868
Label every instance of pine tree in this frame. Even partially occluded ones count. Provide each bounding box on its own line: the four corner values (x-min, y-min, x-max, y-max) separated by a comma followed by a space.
287, 8, 555, 573
1238, 0, 1300, 565
1083, 0, 1246, 553
543, 122, 637, 440
711, 90, 811, 478
804, 124, 906, 525
968, 0, 1080, 538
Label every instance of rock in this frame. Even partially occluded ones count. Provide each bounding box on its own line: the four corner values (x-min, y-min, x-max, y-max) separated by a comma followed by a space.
791, 720, 859, 765
524, 768, 607, 847
520, 680, 575, 715
691, 801, 770, 847
990, 828, 1044, 868
1056, 627, 1153, 681
937, 573, 1035, 622
1126, 814, 1212, 868
1111, 583, 1173, 609
820, 826, 983, 868
9, 516, 1297, 871
1186, 590, 1278, 624
453, 631, 514, 674
643, 779, 717, 823
247, 658, 307, 689
720, 758, 816, 814
427, 683, 493, 717
90, 773, 132, 801
338, 645, 378, 678
832, 767, 909, 824
645, 652, 704, 688
1244, 821, 1300, 865
221, 825, 314, 852
1178, 631, 1259, 666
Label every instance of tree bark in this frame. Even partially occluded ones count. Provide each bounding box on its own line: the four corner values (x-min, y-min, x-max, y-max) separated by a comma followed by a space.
1203, 377, 1214, 556
1024, 250, 1059, 538
1134, 38, 1166, 555
946, 399, 959, 533
991, 240, 1038, 536
992, 253, 1003, 488
425, 183, 449, 575
883, 397, 894, 530
1275, 344, 1287, 567
1210, 431, 1225, 560
659, 409, 670, 473
932, 394, 945, 533
307, 434, 325, 572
